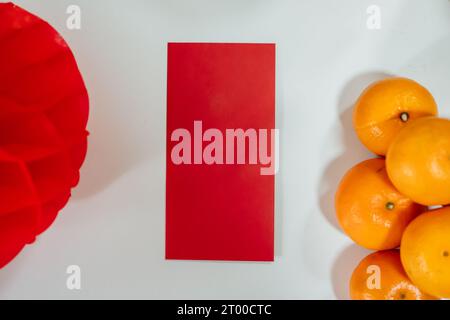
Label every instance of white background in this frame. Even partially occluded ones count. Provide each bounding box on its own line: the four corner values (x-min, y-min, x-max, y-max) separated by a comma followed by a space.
0, 0, 449, 299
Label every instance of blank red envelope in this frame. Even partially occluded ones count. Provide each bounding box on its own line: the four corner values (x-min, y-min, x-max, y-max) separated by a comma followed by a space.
166, 43, 275, 261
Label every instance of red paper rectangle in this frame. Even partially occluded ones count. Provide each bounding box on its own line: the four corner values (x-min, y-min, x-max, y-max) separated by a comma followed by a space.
166, 43, 275, 261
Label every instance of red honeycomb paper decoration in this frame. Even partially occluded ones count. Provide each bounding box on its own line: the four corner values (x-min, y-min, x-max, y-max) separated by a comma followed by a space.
0, 3, 89, 268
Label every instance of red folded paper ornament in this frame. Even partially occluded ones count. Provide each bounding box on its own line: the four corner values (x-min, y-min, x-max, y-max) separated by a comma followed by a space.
0, 3, 89, 268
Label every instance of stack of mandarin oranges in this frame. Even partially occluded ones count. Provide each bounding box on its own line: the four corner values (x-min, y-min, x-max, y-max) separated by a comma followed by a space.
335, 77, 450, 300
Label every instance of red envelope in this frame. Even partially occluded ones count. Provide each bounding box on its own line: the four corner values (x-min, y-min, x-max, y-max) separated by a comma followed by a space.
166, 43, 275, 261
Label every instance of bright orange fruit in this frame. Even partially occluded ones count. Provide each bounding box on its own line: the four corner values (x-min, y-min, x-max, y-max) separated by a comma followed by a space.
335, 158, 424, 250
387, 117, 450, 206
353, 77, 438, 156
401, 206, 450, 299
350, 250, 436, 300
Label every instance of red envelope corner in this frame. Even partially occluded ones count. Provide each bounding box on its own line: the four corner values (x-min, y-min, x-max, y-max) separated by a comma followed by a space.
166, 43, 275, 261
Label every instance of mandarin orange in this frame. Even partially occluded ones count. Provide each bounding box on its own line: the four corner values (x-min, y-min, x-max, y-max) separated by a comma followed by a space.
335, 158, 424, 250
350, 250, 436, 300
353, 78, 437, 155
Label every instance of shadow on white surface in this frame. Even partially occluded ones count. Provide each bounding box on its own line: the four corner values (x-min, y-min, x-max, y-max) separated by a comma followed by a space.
318, 72, 391, 232
399, 34, 450, 116
0, 247, 29, 295
71, 91, 146, 200
332, 244, 370, 300
66, 13, 162, 200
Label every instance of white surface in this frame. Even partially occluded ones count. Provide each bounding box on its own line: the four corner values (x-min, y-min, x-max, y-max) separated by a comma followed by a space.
0, 0, 449, 299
